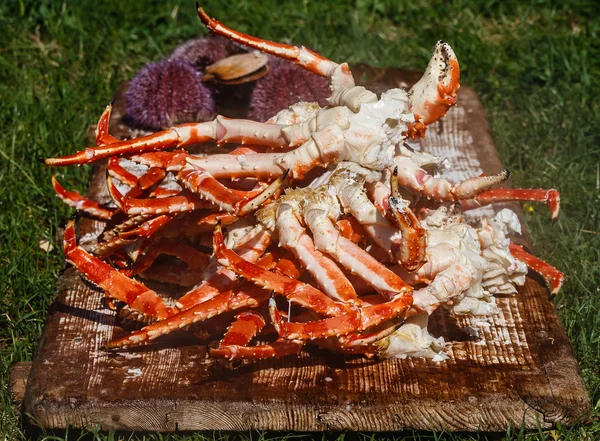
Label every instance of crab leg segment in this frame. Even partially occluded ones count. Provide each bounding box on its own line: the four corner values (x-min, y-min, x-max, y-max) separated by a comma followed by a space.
462, 188, 560, 219
210, 339, 303, 361
106, 284, 269, 349
186, 153, 285, 179
219, 311, 265, 347
388, 167, 427, 271
308, 216, 413, 299
255, 250, 301, 279
107, 176, 211, 216
211, 310, 271, 359
99, 212, 154, 244
93, 215, 175, 260
394, 153, 510, 200
176, 225, 273, 310
304, 190, 413, 299
63, 220, 175, 319
129, 147, 263, 173
340, 319, 401, 348
210, 311, 302, 361
153, 211, 237, 240
208, 311, 303, 361
509, 243, 564, 295
269, 294, 412, 341
108, 157, 138, 187
46, 112, 316, 167
46, 122, 217, 166
198, 7, 354, 91
262, 197, 358, 304
185, 126, 347, 181
177, 166, 261, 213
51, 176, 116, 219
214, 226, 350, 317
129, 151, 190, 171
137, 167, 166, 190
118, 214, 174, 240
178, 167, 287, 218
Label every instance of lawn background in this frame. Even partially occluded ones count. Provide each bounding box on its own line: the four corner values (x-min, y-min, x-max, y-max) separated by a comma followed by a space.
0, 0, 598, 439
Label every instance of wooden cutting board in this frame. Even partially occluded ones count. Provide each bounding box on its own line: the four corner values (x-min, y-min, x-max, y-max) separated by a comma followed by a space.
20, 66, 591, 432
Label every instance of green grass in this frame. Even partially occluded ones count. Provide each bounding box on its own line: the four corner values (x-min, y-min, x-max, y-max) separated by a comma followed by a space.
1, 0, 598, 439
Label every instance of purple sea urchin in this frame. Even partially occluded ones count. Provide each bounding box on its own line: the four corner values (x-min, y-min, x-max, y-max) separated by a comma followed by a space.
125, 59, 216, 130
248, 57, 330, 122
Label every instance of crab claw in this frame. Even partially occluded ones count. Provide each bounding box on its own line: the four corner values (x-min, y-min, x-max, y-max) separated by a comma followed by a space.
408, 41, 460, 137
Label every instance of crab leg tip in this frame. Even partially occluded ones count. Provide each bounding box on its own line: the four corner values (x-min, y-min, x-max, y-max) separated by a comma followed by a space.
197, 5, 208, 21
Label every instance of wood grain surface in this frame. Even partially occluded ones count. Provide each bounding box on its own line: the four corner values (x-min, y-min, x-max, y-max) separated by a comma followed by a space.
22, 66, 591, 432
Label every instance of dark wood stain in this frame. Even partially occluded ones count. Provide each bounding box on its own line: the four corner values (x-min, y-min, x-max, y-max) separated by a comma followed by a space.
21, 68, 591, 432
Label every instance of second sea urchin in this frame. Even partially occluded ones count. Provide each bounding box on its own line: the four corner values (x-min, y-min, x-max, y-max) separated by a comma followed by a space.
125, 58, 216, 130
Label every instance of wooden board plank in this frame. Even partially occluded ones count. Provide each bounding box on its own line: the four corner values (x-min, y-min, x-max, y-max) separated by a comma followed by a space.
23, 67, 591, 432
9, 362, 31, 406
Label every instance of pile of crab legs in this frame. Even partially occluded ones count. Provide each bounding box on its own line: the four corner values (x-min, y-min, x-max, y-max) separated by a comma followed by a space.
46, 7, 564, 361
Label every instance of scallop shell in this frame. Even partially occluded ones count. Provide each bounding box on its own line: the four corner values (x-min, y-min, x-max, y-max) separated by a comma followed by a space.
203, 51, 269, 84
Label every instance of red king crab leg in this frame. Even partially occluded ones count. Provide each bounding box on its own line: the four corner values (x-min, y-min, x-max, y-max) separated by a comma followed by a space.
393, 152, 511, 201
209, 311, 303, 361
254, 249, 301, 279
106, 284, 270, 350
117, 214, 174, 240
461, 188, 560, 220
128, 151, 189, 171
95, 102, 119, 146
45, 113, 314, 166
268, 292, 413, 341
64, 219, 176, 320
508, 243, 564, 294
51, 175, 116, 219
177, 168, 289, 215
199, 6, 459, 127
92, 213, 174, 261
197, 7, 353, 90
107, 157, 179, 201
217, 311, 265, 347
